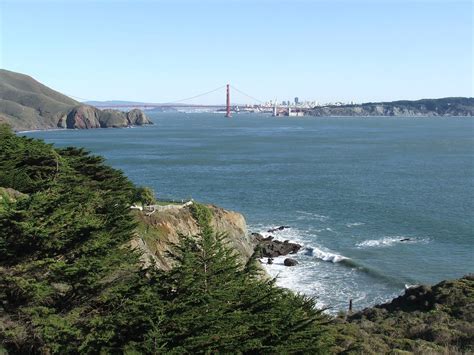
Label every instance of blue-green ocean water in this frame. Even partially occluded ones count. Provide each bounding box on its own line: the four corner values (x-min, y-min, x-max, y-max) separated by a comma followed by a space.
24, 113, 474, 312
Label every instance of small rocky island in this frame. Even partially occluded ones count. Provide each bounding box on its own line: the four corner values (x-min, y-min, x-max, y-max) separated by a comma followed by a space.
0, 69, 152, 131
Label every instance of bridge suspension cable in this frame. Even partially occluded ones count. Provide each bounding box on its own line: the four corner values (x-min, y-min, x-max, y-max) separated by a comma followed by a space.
62, 83, 265, 108
230, 85, 264, 104
163, 85, 227, 104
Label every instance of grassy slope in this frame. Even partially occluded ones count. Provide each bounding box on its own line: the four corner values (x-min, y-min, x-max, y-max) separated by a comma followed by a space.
0, 69, 153, 131
0, 70, 79, 130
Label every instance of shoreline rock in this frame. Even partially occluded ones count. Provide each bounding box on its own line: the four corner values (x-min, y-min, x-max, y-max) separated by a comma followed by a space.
284, 258, 298, 266
60, 105, 153, 129
252, 232, 302, 258
267, 225, 290, 233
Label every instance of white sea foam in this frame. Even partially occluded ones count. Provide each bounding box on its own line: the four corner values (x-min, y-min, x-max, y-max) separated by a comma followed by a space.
258, 226, 305, 245
306, 246, 348, 263
253, 224, 348, 264
19, 128, 66, 134
262, 257, 326, 302
252, 224, 362, 313
346, 222, 365, 228
296, 211, 330, 222
356, 236, 429, 248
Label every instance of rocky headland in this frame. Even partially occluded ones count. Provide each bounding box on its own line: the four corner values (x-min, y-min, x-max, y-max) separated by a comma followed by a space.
133, 205, 473, 352
309, 97, 474, 117
131, 203, 304, 271
0, 69, 152, 131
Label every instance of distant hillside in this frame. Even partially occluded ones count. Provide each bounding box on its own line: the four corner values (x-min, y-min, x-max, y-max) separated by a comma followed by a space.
85, 100, 153, 106
0, 69, 153, 131
309, 97, 474, 117
85, 100, 178, 112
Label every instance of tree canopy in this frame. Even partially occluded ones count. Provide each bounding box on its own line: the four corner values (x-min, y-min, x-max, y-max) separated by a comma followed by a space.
0, 124, 334, 354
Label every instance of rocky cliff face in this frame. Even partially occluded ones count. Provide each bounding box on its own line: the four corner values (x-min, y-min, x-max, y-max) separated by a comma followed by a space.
60, 105, 101, 129
131, 204, 255, 270
57, 105, 153, 129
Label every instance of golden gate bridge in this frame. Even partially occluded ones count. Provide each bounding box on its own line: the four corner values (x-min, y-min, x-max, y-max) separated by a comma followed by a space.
81, 84, 265, 118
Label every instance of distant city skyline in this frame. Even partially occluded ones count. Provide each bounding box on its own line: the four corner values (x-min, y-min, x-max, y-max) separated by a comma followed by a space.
1, 0, 472, 105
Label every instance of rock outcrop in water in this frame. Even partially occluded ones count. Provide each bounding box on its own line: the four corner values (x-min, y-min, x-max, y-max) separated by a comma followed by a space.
0, 69, 153, 131
133, 205, 474, 352
283, 258, 298, 266
252, 233, 302, 258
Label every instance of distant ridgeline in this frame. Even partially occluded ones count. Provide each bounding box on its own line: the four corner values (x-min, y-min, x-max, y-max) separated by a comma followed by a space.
0, 69, 152, 131
309, 97, 474, 117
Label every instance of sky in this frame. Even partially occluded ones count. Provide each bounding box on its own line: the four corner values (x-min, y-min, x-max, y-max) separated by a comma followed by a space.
1, 0, 473, 104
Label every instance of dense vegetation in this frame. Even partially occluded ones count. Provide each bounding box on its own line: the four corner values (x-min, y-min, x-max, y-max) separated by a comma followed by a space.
1, 124, 472, 354
0, 124, 334, 353
333, 275, 474, 354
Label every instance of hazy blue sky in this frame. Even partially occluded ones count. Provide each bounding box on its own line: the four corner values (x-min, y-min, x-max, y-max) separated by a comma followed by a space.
1, 0, 472, 104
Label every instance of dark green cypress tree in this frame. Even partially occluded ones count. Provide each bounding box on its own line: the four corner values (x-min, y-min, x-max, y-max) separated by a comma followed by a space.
0, 125, 335, 354
137, 203, 334, 354
0, 125, 141, 353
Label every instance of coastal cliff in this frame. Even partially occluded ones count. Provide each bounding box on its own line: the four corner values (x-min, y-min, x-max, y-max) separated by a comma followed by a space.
1, 125, 472, 353
131, 203, 255, 270
0, 69, 152, 131
309, 97, 474, 117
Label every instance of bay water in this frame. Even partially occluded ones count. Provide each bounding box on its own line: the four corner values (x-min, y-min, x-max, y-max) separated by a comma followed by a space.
24, 113, 474, 312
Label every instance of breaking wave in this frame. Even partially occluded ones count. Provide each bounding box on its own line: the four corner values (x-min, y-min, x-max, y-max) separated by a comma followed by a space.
304, 246, 348, 263
254, 224, 348, 264
252, 223, 409, 312
346, 222, 365, 227
356, 236, 429, 248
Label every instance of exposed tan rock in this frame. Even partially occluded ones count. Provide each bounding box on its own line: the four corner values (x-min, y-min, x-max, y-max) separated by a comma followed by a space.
65, 105, 101, 129
131, 204, 254, 270
127, 109, 150, 125
0, 187, 27, 202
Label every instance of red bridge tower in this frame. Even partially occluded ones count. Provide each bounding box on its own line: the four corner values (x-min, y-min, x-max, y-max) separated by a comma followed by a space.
225, 84, 231, 118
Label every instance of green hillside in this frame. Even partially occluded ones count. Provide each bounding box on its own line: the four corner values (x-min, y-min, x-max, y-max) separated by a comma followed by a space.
0, 69, 152, 131
309, 97, 474, 117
